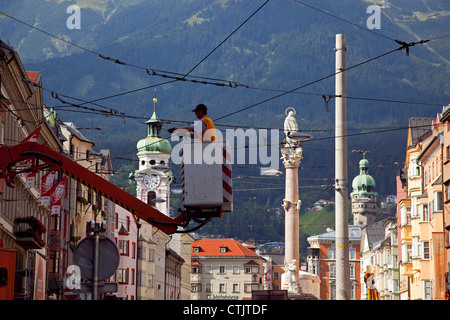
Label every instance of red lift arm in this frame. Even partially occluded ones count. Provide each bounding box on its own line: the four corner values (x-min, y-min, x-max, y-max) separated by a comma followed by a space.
0, 141, 191, 235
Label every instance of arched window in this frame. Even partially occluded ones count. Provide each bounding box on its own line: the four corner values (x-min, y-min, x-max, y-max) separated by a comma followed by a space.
147, 191, 156, 208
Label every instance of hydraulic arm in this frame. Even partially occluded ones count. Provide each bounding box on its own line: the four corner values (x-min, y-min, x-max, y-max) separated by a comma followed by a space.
0, 141, 188, 235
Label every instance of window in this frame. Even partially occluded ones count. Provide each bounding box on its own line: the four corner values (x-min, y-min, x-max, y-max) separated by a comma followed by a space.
119, 240, 129, 255
401, 206, 411, 226
132, 242, 136, 259
349, 263, 355, 278
117, 268, 128, 284
244, 284, 258, 293
49, 250, 60, 274
219, 265, 226, 274
422, 241, 430, 260
192, 283, 202, 292
232, 265, 239, 274
220, 246, 228, 253
328, 246, 336, 259
219, 283, 226, 293
350, 283, 356, 299
349, 248, 356, 260
50, 214, 61, 232
148, 249, 154, 261
192, 266, 202, 274
274, 272, 279, 280
402, 244, 412, 263
422, 280, 432, 300
420, 204, 429, 222
205, 266, 213, 274
329, 262, 336, 278
446, 183, 450, 202
409, 159, 420, 178
245, 266, 259, 274
232, 283, 239, 293
193, 247, 200, 253
137, 271, 145, 286
434, 191, 443, 211
148, 274, 154, 288
205, 283, 212, 292
330, 283, 336, 300
138, 245, 144, 260
147, 191, 156, 207
412, 236, 421, 259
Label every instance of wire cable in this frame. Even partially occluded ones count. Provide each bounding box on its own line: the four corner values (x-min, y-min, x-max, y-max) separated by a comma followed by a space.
292, 0, 397, 42
213, 42, 425, 122
182, 0, 270, 78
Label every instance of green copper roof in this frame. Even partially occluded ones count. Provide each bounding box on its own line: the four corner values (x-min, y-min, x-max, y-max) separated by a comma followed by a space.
137, 111, 172, 154
350, 158, 377, 197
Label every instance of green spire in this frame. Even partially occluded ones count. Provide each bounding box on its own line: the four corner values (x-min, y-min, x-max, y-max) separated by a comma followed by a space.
350, 156, 377, 197
136, 99, 171, 155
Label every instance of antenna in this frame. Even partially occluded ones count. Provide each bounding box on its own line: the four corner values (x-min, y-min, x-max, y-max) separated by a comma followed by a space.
153, 88, 157, 113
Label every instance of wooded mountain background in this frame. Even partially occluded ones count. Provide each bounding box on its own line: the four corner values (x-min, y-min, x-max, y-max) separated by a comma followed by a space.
1, 0, 449, 253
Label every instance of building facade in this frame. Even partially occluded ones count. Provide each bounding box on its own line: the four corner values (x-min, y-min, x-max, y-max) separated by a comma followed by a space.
190, 238, 265, 300
439, 105, 450, 300
306, 226, 362, 300
111, 205, 138, 300
0, 41, 67, 299
360, 217, 399, 300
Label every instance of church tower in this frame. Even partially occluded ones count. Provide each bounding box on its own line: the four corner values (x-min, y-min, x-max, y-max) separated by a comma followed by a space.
135, 98, 173, 216
350, 156, 378, 228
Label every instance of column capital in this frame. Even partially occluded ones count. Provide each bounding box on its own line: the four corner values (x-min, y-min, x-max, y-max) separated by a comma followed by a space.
280, 147, 303, 168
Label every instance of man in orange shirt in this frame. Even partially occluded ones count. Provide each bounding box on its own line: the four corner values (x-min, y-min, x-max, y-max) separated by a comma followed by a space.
168, 104, 217, 141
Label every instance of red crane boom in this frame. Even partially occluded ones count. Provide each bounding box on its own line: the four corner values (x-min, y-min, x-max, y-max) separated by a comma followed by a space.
0, 141, 188, 235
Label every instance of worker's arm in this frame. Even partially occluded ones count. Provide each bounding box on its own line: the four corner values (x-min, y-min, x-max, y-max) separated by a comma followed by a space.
168, 121, 205, 134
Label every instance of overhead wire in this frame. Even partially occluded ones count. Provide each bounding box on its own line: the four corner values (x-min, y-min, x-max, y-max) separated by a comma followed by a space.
291, 0, 397, 42
0, 7, 263, 89
212, 39, 432, 123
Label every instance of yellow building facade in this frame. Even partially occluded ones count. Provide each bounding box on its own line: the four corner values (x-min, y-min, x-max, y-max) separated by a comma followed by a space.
399, 115, 449, 300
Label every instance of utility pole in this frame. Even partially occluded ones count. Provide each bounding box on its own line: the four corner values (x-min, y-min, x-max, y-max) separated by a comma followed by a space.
335, 33, 350, 300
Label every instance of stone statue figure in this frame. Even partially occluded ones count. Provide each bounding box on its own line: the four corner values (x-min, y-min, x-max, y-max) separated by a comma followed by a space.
285, 259, 299, 293
284, 108, 298, 146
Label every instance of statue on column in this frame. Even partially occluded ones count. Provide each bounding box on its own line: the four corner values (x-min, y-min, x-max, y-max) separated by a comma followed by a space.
284, 107, 298, 147
284, 259, 300, 293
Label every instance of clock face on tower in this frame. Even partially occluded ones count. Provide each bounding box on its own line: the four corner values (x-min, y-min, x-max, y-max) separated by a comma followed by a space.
144, 174, 160, 189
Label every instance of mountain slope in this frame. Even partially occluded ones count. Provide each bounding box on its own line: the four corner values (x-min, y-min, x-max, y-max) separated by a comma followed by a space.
0, 0, 449, 199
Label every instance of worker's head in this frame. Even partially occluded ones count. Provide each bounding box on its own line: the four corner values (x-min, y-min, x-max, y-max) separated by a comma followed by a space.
192, 104, 207, 119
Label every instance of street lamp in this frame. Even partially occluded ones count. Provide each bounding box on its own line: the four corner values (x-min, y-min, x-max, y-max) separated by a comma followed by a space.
261, 168, 283, 176
288, 132, 312, 143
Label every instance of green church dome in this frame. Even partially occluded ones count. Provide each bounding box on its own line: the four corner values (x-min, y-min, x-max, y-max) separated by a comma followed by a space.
137, 110, 172, 154
350, 158, 377, 197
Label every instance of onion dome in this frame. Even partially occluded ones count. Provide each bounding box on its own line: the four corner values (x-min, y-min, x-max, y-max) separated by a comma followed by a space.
350, 157, 377, 197
137, 109, 172, 155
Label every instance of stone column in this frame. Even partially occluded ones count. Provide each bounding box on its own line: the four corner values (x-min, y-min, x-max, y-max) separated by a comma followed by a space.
281, 145, 303, 293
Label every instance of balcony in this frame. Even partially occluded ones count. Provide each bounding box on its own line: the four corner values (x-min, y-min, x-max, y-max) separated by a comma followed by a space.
400, 225, 412, 241
14, 216, 46, 250
191, 274, 201, 282
400, 262, 414, 277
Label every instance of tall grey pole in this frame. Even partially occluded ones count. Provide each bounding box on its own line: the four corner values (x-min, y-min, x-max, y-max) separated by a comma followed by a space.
93, 228, 99, 300
335, 34, 350, 300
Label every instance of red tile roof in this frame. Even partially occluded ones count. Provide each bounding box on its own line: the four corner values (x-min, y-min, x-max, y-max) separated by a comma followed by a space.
26, 71, 39, 84
191, 238, 260, 258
